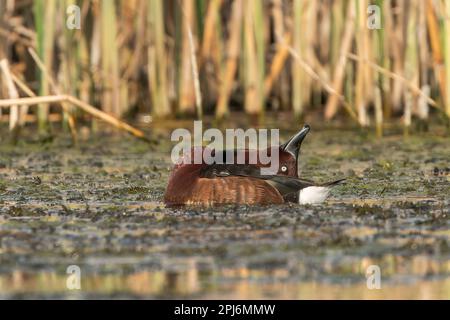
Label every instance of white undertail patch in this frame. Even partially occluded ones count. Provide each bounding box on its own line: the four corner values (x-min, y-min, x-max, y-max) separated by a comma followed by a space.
299, 186, 330, 205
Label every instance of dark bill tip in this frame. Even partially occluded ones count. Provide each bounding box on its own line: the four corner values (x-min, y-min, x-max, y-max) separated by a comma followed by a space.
280, 124, 311, 158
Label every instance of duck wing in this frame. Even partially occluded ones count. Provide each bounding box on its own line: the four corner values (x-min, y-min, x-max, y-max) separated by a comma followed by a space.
199, 164, 315, 196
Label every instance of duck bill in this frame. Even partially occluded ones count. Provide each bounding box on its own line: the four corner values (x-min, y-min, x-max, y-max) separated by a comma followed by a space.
280, 124, 310, 160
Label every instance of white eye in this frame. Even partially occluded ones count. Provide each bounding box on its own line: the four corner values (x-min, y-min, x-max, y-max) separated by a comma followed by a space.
281, 165, 288, 173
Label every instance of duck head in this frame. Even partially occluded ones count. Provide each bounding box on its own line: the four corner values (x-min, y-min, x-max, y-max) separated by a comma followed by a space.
276, 124, 310, 177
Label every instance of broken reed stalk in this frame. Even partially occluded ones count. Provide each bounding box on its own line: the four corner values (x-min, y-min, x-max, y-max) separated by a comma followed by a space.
347, 53, 439, 109
6, 54, 147, 142
0, 95, 68, 106
279, 38, 358, 122
10, 73, 37, 97
0, 59, 27, 143
0, 95, 148, 141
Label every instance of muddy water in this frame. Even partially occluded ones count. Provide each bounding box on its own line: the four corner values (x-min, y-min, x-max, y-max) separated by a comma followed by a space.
0, 121, 449, 299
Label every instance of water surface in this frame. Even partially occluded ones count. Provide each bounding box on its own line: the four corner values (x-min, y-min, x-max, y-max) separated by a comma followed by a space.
0, 121, 448, 299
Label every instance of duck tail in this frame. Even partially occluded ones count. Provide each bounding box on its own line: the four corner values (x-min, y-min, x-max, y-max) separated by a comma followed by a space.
321, 178, 346, 187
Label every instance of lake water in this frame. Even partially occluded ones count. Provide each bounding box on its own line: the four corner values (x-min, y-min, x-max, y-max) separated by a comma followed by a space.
0, 119, 448, 299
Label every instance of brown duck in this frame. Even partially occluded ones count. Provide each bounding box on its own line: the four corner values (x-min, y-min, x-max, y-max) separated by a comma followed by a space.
164, 125, 344, 206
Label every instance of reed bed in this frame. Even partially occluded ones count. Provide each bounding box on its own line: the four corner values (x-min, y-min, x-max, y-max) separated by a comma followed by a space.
0, 0, 449, 139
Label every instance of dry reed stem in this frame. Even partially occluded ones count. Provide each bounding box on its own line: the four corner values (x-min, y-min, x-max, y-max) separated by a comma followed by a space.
178, 0, 196, 114
0, 59, 20, 131
270, 0, 290, 107
1, 0, 448, 127
243, 0, 261, 115
179, 0, 203, 118
35, 0, 56, 129
11, 73, 37, 97
355, 0, 370, 126
426, 0, 446, 102
417, 1, 429, 120
264, 33, 291, 98
403, 0, 419, 130
28, 48, 78, 142
271, 0, 284, 41
292, 0, 304, 116
324, 2, 355, 120
347, 53, 439, 109
375, 86, 383, 137
123, 0, 146, 81
444, 0, 450, 118
0, 95, 148, 141
216, 0, 243, 119
0, 95, 68, 107
100, 0, 121, 116
0, 113, 63, 123
200, 0, 223, 66
280, 39, 358, 122
390, 0, 407, 111
148, 0, 170, 118
380, 0, 393, 118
